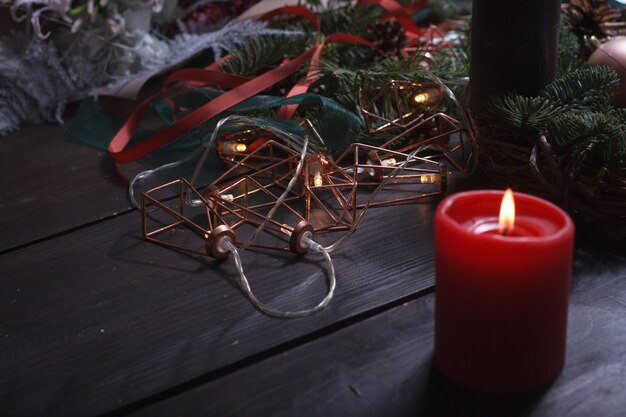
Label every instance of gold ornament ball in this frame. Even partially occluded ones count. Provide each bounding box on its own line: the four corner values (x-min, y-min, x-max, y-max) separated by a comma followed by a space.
587, 38, 626, 108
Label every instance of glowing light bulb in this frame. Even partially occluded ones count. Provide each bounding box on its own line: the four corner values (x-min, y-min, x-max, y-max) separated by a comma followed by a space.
498, 188, 515, 236
221, 194, 234, 202
313, 172, 323, 187
308, 159, 325, 187
414, 93, 430, 104
222, 141, 247, 154
381, 158, 397, 167
420, 174, 438, 184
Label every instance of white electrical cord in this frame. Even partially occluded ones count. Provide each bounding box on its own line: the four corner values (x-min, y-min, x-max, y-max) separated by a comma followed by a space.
239, 134, 310, 250
128, 146, 206, 208
216, 133, 427, 317
223, 237, 336, 318
134, 90, 476, 317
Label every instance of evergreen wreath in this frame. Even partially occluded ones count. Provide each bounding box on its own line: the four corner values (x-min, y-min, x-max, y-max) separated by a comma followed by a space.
213, 0, 470, 148
479, 22, 626, 231
484, 66, 625, 166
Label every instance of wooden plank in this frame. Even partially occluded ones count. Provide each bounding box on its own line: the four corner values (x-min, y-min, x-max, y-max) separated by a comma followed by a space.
0, 124, 132, 252
128, 245, 626, 417
0, 123, 209, 253
0, 197, 438, 416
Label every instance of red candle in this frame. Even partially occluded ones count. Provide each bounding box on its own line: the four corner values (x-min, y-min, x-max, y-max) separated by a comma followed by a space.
434, 189, 575, 392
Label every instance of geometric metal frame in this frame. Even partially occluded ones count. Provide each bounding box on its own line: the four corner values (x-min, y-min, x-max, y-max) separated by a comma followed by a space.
141, 113, 474, 257
358, 78, 445, 134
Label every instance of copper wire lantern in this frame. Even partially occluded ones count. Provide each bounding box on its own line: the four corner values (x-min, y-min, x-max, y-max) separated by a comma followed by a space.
358, 78, 445, 134
141, 111, 475, 258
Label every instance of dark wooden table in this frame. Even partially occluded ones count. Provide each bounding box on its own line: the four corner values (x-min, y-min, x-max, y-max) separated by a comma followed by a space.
1, 122, 625, 417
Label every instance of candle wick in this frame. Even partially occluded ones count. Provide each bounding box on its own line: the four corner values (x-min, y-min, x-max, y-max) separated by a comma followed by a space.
501, 226, 510, 237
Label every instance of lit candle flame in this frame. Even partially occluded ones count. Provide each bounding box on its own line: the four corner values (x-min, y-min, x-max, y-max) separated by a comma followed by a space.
498, 188, 515, 236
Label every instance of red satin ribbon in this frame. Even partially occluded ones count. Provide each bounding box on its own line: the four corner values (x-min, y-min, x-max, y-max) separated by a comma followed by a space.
108, 6, 320, 163
276, 33, 380, 120
163, 69, 252, 90
274, 0, 431, 119
107, 5, 390, 163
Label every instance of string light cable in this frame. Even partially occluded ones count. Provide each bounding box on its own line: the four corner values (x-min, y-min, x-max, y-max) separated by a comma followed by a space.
131, 75, 476, 317
212, 125, 443, 317
204, 118, 336, 317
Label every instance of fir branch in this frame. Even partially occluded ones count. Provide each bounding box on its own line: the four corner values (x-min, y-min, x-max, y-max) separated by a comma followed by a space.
310, 62, 359, 110
486, 64, 626, 166
323, 40, 378, 70
557, 25, 585, 76
430, 48, 470, 80
276, 1, 376, 37
312, 55, 433, 111
220, 34, 309, 76
318, 3, 377, 37
484, 95, 563, 132
546, 110, 626, 165
540, 66, 619, 112
357, 55, 431, 85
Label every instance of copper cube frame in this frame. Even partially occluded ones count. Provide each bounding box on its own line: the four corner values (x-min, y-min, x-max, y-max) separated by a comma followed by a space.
358, 78, 444, 134
142, 119, 469, 256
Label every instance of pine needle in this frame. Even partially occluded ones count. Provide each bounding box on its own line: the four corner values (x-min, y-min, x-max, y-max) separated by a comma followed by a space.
541, 66, 619, 112
485, 66, 626, 165
220, 34, 310, 76
484, 95, 563, 132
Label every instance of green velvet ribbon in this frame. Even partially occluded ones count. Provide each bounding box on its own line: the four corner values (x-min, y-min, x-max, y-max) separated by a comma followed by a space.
66, 90, 363, 155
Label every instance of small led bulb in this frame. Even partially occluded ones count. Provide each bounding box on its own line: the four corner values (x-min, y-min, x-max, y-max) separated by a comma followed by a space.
313, 172, 323, 187
420, 174, 439, 184
280, 224, 293, 236
381, 158, 397, 167
223, 141, 247, 154
221, 194, 234, 202
414, 93, 430, 104
309, 160, 324, 187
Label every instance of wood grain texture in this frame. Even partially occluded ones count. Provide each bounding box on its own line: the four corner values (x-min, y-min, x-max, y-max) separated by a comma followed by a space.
0, 199, 438, 416
129, 244, 626, 417
0, 123, 211, 253
0, 124, 131, 252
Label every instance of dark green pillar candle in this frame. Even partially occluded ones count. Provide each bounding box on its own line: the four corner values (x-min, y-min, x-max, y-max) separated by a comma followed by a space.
469, 0, 561, 115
